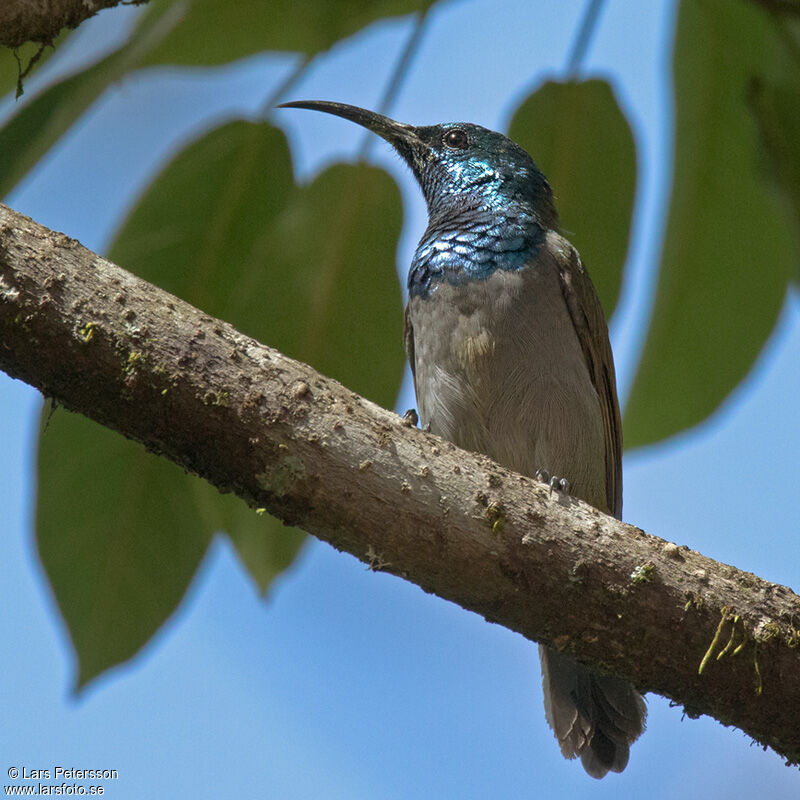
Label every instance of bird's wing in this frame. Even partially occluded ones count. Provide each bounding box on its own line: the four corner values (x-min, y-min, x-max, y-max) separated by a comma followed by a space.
403, 304, 418, 395
551, 233, 623, 518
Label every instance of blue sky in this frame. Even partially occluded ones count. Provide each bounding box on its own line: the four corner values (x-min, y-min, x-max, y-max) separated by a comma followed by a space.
1, 1, 799, 797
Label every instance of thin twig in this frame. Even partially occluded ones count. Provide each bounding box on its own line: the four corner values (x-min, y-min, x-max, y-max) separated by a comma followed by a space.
14, 40, 49, 99
566, 0, 607, 77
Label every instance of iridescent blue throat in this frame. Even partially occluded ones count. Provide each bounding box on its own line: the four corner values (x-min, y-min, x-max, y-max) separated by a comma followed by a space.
408, 209, 545, 298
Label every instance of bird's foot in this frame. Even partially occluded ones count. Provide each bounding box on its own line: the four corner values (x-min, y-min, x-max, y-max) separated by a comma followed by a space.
534, 469, 571, 497
401, 408, 419, 427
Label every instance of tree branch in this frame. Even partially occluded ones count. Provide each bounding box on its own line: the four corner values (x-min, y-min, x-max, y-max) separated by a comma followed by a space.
0, 0, 149, 50
1, 201, 799, 764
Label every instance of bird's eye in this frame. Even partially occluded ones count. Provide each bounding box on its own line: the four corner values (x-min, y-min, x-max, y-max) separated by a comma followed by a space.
442, 128, 469, 149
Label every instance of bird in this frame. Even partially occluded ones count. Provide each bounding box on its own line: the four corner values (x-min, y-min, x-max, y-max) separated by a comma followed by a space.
278, 100, 647, 778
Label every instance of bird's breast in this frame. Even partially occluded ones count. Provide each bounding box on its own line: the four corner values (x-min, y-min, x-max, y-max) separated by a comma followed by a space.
407, 213, 544, 299
406, 253, 606, 508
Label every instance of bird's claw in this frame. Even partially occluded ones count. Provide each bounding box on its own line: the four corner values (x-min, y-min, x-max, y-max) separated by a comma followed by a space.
552, 476, 570, 495
400, 409, 431, 433
401, 408, 419, 427
534, 469, 570, 497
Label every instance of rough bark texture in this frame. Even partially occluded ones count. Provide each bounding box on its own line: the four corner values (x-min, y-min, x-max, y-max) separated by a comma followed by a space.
0, 0, 147, 50
1, 202, 800, 764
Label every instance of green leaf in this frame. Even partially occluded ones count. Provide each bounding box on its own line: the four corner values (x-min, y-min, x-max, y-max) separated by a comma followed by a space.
623, 0, 798, 449
136, 0, 434, 66
257, 161, 407, 403
37, 411, 212, 688
508, 79, 636, 317
211, 489, 307, 595
0, 4, 181, 199
35, 119, 405, 681
0, 52, 119, 197
107, 119, 405, 590
749, 78, 800, 284
108, 121, 295, 315
100, 122, 302, 604
108, 120, 406, 405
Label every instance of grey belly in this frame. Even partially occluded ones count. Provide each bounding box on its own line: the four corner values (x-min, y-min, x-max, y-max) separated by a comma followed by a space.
407, 264, 606, 511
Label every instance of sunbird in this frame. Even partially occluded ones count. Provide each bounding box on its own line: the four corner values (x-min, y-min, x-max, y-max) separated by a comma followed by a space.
280, 100, 646, 778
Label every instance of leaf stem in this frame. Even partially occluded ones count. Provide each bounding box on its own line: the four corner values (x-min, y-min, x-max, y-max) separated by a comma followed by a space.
769, 12, 800, 70
358, 9, 430, 161
566, 0, 607, 77
262, 55, 312, 116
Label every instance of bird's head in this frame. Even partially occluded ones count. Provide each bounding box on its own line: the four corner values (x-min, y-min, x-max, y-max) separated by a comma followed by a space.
278, 101, 557, 229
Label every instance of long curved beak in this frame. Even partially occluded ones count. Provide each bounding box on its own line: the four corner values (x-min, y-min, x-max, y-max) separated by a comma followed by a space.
277, 100, 422, 153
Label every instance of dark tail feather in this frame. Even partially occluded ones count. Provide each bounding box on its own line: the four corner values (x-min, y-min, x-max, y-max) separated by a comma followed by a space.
539, 645, 647, 779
